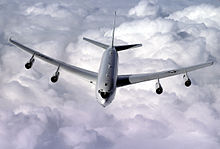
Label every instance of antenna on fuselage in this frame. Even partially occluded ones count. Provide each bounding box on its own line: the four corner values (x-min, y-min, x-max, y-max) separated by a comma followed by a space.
111, 11, 116, 48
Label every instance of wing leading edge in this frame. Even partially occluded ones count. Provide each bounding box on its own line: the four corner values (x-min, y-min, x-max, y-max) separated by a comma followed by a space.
117, 61, 214, 87
9, 38, 98, 84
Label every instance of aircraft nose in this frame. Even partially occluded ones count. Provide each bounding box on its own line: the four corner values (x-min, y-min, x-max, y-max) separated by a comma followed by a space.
100, 98, 106, 105
101, 103, 106, 107
99, 91, 111, 99
98, 98, 109, 107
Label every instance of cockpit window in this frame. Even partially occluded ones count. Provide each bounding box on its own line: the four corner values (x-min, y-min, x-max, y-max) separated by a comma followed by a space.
100, 92, 110, 99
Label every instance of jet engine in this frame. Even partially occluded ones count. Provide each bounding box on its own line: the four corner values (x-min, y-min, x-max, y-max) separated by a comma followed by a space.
51, 66, 60, 83
156, 80, 163, 94
25, 56, 35, 69
51, 72, 59, 83
183, 73, 191, 87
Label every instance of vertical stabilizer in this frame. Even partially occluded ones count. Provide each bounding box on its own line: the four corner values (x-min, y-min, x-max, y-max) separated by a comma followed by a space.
111, 11, 116, 47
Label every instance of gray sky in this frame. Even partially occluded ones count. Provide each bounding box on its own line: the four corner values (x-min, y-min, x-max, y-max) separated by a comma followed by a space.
0, 0, 220, 149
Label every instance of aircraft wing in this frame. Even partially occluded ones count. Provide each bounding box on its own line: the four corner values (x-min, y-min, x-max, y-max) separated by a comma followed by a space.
117, 61, 214, 87
9, 38, 98, 84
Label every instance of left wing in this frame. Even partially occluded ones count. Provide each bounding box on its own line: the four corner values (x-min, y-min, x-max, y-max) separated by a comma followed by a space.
117, 61, 214, 87
9, 38, 98, 84
83, 37, 109, 49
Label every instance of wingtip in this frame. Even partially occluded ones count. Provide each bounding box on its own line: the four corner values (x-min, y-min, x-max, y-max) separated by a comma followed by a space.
8, 36, 12, 42
8, 36, 15, 43
134, 44, 142, 48
206, 61, 214, 66
83, 37, 89, 41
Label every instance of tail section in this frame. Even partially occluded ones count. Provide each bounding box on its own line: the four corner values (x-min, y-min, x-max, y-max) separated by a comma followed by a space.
83, 12, 142, 51
111, 11, 116, 47
111, 11, 142, 51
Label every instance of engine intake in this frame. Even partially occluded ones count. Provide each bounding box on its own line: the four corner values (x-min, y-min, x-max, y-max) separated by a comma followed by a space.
51, 66, 60, 83
51, 72, 59, 83
183, 73, 191, 87
25, 58, 35, 69
156, 80, 163, 94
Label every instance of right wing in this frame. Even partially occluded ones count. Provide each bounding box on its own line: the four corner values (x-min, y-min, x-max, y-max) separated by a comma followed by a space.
9, 38, 98, 84
117, 61, 214, 87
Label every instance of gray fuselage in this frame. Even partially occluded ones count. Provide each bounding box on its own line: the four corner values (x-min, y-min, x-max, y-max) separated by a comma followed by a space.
96, 47, 118, 107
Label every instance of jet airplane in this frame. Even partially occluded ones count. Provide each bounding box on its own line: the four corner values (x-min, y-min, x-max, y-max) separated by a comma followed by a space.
9, 12, 213, 107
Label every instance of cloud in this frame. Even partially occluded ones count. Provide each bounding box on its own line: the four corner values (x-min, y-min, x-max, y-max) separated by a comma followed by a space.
0, 0, 220, 149
168, 4, 220, 28
128, 0, 160, 18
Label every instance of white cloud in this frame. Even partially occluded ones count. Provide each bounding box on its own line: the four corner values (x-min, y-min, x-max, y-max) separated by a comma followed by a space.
168, 4, 220, 28
25, 3, 72, 18
0, 0, 220, 149
128, 0, 160, 18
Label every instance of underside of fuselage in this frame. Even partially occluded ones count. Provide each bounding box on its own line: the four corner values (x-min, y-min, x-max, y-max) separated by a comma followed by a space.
96, 47, 118, 107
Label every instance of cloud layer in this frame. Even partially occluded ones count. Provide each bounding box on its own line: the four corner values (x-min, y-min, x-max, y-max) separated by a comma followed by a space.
0, 0, 220, 149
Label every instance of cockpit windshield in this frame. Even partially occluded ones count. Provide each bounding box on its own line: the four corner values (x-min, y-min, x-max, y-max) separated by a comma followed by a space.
100, 91, 111, 99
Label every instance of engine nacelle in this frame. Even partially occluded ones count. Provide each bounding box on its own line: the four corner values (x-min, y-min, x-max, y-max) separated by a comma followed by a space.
183, 74, 191, 87
156, 82, 163, 94
25, 58, 35, 69
51, 71, 60, 83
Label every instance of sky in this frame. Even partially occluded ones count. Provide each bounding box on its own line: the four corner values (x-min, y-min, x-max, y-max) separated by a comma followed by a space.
0, 0, 220, 149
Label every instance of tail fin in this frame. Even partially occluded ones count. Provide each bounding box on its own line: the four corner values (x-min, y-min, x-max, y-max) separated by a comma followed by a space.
83, 12, 142, 51
111, 12, 142, 51
111, 11, 116, 47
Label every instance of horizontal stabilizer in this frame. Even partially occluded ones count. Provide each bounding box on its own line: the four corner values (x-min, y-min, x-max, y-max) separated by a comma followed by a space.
83, 37, 109, 49
115, 44, 142, 51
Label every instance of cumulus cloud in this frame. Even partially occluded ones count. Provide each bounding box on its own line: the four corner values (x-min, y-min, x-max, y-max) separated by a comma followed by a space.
128, 0, 160, 18
0, 0, 220, 149
168, 4, 220, 28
